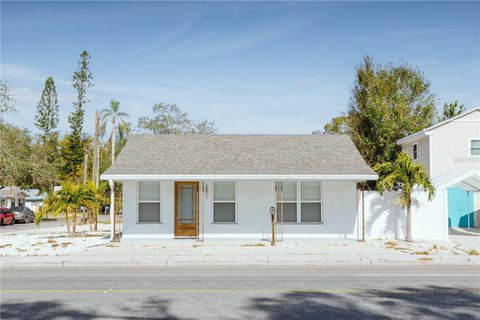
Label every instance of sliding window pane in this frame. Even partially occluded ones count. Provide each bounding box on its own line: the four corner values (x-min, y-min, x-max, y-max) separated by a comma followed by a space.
301, 182, 321, 201
138, 203, 160, 223
214, 203, 235, 222
301, 203, 321, 222
139, 182, 160, 201
277, 202, 297, 223
276, 182, 296, 201
214, 182, 235, 201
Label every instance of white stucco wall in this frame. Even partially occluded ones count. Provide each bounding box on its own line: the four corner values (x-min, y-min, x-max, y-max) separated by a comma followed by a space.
401, 137, 430, 174
361, 190, 448, 241
429, 110, 480, 175
121, 180, 359, 240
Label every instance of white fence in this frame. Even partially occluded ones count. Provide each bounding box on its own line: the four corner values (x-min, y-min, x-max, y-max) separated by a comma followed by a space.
358, 189, 448, 241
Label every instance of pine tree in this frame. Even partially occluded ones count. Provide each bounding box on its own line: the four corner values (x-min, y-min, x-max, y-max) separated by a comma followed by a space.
35, 77, 59, 144
61, 51, 93, 180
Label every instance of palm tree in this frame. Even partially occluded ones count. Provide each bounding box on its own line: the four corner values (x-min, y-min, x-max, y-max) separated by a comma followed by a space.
374, 152, 435, 242
101, 100, 129, 165
83, 180, 109, 231
36, 182, 85, 236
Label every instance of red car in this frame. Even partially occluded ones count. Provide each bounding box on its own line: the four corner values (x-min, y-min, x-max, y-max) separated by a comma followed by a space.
0, 208, 15, 226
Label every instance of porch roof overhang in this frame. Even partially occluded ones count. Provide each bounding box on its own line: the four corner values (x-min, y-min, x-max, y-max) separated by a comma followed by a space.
100, 174, 378, 182
431, 170, 480, 192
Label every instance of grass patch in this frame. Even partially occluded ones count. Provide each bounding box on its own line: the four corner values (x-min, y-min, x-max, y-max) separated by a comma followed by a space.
414, 251, 429, 255
62, 242, 73, 247
393, 247, 409, 251
468, 250, 480, 256
0, 244, 12, 249
417, 257, 433, 261
16, 248, 27, 252
385, 241, 397, 247
51, 243, 59, 248
240, 243, 266, 247
47, 238, 57, 244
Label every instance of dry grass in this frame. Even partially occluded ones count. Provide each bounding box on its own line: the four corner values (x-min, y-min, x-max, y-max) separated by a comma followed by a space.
0, 244, 12, 249
47, 238, 57, 244
51, 243, 59, 248
240, 243, 266, 247
414, 251, 430, 255
468, 250, 480, 256
385, 241, 397, 247
417, 257, 433, 261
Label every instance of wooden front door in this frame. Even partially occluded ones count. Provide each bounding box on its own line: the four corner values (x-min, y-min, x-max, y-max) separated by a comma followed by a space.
175, 182, 199, 237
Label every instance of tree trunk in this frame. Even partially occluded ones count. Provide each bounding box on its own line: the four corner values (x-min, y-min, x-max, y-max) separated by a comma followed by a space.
72, 209, 77, 234
111, 118, 116, 165
65, 210, 71, 236
83, 152, 88, 224
93, 207, 98, 231
406, 200, 412, 242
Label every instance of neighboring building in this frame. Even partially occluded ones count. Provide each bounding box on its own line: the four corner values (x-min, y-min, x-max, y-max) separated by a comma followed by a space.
0, 187, 47, 212
101, 134, 377, 240
0, 187, 29, 208
24, 189, 48, 213
397, 107, 480, 228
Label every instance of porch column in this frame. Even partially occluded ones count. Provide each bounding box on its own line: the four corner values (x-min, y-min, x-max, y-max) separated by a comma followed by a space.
109, 179, 115, 241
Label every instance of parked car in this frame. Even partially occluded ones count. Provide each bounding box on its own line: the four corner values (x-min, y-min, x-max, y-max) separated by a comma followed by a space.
10, 206, 35, 223
0, 208, 15, 225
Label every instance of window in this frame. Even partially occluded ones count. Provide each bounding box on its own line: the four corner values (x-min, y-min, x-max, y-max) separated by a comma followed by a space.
276, 181, 322, 223
138, 182, 160, 223
213, 182, 236, 223
276, 182, 297, 222
471, 139, 480, 156
413, 143, 418, 160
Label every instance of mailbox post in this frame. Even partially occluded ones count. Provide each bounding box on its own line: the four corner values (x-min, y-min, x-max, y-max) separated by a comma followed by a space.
269, 206, 276, 246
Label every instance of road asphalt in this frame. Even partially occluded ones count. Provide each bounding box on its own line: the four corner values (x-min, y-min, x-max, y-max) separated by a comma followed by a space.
1, 266, 479, 319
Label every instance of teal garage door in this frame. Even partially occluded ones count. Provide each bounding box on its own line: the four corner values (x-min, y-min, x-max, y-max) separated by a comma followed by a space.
448, 187, 475, 228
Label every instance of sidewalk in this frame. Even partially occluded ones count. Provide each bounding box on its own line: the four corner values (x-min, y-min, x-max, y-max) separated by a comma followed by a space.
2, 237, 479, 267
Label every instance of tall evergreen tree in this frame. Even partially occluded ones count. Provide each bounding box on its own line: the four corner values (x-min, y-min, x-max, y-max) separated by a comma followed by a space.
35, 77, 59, 144
347, 56, 437, 167
61, 51, 93, 180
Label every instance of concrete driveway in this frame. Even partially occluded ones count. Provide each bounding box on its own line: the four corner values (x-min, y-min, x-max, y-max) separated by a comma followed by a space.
449, 228, 480, 251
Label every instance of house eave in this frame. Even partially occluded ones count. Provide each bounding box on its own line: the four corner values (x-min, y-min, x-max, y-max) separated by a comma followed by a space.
100, 174, 379, 182
397, 131, 431, 145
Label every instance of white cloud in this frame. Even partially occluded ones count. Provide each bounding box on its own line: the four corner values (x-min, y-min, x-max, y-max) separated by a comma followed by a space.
352, 25, 467, 43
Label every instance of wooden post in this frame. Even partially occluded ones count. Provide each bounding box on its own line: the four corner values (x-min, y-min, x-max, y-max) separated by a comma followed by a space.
109, 179, 116, 242
270, 206, 276, 246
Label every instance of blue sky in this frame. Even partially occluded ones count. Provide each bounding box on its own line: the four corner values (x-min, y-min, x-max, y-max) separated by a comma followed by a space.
1, 1, 479, 135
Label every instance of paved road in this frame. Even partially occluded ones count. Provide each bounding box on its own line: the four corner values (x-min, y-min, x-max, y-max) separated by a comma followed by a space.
1, 266, 479, 319
0, 219, 65, 234
0, 215, 111, 234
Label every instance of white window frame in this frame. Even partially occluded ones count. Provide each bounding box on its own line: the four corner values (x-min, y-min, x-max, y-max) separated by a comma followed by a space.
212, 181, 237, 224
412, 143, 418, 160
137, 181, 161, 224
469, 138, 480, 157
275, 181, 323, 224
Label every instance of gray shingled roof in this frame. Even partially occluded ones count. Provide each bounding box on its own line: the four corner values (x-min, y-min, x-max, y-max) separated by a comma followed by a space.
102, 134, 376, 176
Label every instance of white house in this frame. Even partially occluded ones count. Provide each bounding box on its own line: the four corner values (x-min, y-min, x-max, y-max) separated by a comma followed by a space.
397, 107, 480, 229
101, 134, 377, 241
